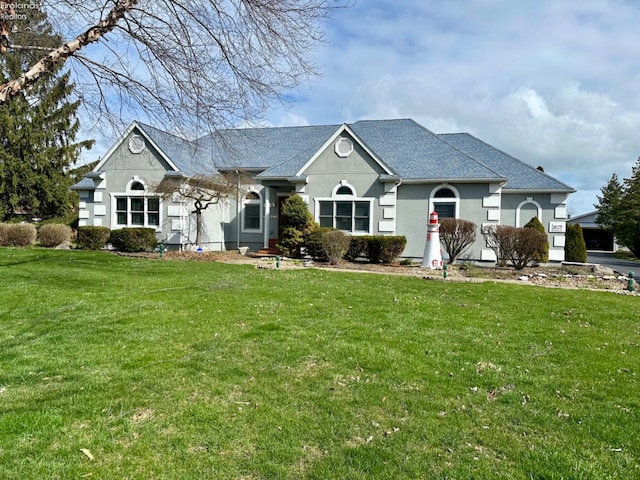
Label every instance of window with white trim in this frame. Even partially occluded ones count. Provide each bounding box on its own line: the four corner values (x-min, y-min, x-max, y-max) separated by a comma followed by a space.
430, 186, 459, 219
317, 183, 372, 233
242, 191, 262, 232
115, 196, 160, 227
113, 179, 161, 228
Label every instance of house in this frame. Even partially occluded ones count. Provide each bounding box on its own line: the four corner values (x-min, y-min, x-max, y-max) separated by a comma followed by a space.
71, 118, 575, 261
567, 211, 618, 252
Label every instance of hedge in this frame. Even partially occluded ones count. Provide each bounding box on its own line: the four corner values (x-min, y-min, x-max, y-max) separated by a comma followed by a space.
77, 226, 111, 250
109, 228, 158, 252
346, 235, 407, 264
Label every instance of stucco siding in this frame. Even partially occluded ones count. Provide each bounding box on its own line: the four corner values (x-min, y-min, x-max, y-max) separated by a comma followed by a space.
302, 135, 388, 235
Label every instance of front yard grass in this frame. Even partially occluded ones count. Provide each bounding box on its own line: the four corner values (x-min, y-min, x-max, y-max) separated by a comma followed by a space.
0, 248, 638, 479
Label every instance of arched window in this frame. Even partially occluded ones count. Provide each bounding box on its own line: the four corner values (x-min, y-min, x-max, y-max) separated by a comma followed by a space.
336, 185, 354, 196
114, 178, 160, 228
430, 185, 460, 219
242, 190, 262, 232
434, 188, 455, 198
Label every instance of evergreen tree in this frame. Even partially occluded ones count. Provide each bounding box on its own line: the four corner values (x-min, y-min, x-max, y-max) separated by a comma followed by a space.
0, 8, 92, 221
564, 224, 587, 262
596, 160, 640, 257
523, 216, 549, 262
277, 195, 318, 257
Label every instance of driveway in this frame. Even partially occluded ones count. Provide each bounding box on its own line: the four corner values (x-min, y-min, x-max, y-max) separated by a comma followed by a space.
587, 251, 639, 275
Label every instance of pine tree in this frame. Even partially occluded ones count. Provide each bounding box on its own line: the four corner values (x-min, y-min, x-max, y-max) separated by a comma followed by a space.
565, 224, 587, 262
596, 161, 640, 257
0, 8, 92, 221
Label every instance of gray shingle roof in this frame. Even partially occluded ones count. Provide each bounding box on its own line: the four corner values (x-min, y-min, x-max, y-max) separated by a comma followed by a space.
439, 133, 574, 191
349, 119, 504, 181
202, 124, 339, 171
100, 119, 573, 193
137, 122, 215, 176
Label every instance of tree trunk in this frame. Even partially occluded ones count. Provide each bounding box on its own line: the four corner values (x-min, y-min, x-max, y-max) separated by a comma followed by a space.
195, 210, 202, 247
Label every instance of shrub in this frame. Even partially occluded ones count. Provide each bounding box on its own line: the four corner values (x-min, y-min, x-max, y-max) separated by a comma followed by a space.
565, 224, 587, 262
0, 223, 37, 247
109, 228, 158, 252
440, 218, 477, 264
345, 236, 368, 261
488, 226, 547, 269
356, 236, 407, 264
306, 227, 335, 260
38, 224, 72, 247
277, 195, 317, 257
321, 230, 351, 265
524, 216, 549, 262
0, 224, 9, 246
77, 226, 111, 250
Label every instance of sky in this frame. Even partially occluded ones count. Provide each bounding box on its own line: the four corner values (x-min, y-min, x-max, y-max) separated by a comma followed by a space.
257, 0, 640, 216
86, 0, 640, 217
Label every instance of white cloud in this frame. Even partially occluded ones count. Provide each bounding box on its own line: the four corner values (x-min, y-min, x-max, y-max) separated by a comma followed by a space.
264, 0, 640, 215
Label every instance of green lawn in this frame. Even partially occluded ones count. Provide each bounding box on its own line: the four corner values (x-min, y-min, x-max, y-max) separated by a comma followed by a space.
1, 248, 639, 479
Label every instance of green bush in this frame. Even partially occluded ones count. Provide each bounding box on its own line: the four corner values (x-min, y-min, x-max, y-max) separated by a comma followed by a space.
276, 195, 317, 257
524, 216, 548, 262
345, 236, 369, 261
345, 235, 407, 264
365, 236, 407, 263
0, 223, 37, 247
565, 224, 587, 262
77, 226, 111, 250
38, 224, 72, 247
109, 228, 158, 252
306, 227, 335, 260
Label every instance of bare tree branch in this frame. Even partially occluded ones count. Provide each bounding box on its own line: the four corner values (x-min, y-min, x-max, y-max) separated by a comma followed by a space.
1, 1, 346, 136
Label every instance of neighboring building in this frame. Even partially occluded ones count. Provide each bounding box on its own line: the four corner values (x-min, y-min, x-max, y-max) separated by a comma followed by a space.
71, 118, 575, 261
567, 211, 617, 252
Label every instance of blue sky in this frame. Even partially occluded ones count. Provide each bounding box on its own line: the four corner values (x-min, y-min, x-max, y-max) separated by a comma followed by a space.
88, 0, 640, 216
259, 0, 640, 216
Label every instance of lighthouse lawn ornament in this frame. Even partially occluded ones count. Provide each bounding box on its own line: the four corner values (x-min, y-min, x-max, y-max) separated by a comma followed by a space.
422, 211, 443, 269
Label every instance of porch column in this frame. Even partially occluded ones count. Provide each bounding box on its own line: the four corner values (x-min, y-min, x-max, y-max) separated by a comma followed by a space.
263, 188, 271, 249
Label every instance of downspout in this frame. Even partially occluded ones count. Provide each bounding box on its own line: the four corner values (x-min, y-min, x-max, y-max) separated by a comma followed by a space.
236, 169, 240, 249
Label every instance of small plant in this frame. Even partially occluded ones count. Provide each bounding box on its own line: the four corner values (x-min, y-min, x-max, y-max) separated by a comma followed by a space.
321, 230, 351, 265
77, 226, 111, 250
38, 224, 72, 247
0, 223, 37, 247
400, 258, 413, 266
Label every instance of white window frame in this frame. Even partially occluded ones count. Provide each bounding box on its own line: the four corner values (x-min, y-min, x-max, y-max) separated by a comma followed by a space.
111, 179, 162, 231
429, 184, 460, 219
315, 182, 373, 235
242, 189, 263, 233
